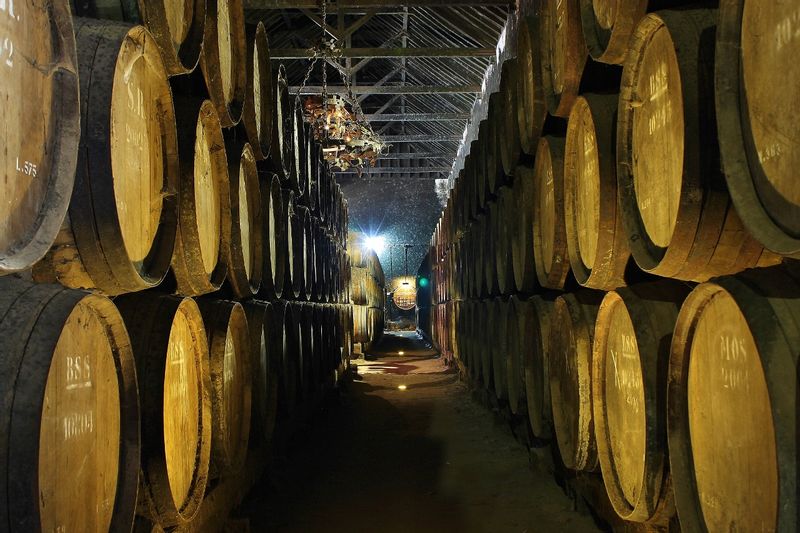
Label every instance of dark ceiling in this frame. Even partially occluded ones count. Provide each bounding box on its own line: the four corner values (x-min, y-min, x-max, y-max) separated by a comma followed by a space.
244, 0, 511, 276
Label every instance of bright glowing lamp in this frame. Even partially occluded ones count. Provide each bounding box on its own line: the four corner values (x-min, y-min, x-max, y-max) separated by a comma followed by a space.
364, 235, 386, 254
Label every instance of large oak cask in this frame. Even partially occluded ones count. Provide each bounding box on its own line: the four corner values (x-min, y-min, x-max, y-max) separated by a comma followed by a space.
533, 135, 571, 290
541, 0, 587, 117
0, 279, 139, 532
524, 296, 556, 442
592, 282, 688, 523
516, 11, 547, 154
49, 20, 179, 295
579, 0, 647, 64
273, 301, 300, 417
241, 22, 273, 160
495, 187, 516, 296
479, 299, 493, 393
242, 301, 279, 451
565, 94, 629, 290
226, 142, 263, 298
549, 290, 603, 471
498, 59, 522, 176
669, 266, 798, 532
716, 0, 800, 258
257, 172, 285, 300
280, 189, 296, 299
135, 0, 204, 75
511, 164, 538, 293
490, 298, 509, 402
0, 0, 79, 274
116, 294, 211, 527
270, 65, 293, 181
171, 98, 230, 296
200, 0, 246, 127
197, 299, 251, 478
618, 10, 779, 282
505, 296, 526, 415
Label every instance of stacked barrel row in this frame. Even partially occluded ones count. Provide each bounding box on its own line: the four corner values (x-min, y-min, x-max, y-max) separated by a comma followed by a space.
1, 0, 355, 531
348, 232, 386, 349
429, 1, 797, 531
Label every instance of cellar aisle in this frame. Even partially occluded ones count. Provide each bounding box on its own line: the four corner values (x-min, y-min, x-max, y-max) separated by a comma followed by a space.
242, 333, 600, 532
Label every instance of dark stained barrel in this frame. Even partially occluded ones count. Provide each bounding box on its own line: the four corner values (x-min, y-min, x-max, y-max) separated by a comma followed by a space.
242, 301, 279, 450
270, 65, 293, 181
524, 296, 556, 442
511, 164, 538, 293
258, 172, 285, 300
0, 278, 139, 532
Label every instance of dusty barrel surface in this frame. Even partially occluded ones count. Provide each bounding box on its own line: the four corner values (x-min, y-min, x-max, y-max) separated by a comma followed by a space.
549, 290, 603, 471
540, 0, 587, 117
669, 266, 799, 532
242, 22, 273, 160
197, 299, 251, 477
716, 0, 800, 258
171, 98, 230, 296
242, 301, 279, 450
618, 10, 777, 282
226, 142, 264, 298
258, 172, 285, 300
533, 135, 570, 290
62, 19, 179, 294
116, 294, 211, 527
516, 11, 547, 154
0, 279, 139, 533
579, 0, 647, 64
565, 94, 629, 290
592, 282, 688, 523
200, 0, 246, 127
524, 296, 556, 441
135, 0, 205, 75
0, 0, 79, 274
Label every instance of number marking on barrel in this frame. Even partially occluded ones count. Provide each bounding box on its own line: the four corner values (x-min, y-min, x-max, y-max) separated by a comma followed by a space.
647, 62, 671, 136
610, 334, 642, 412
718, 334, 750, 392
62, 410, 94, 440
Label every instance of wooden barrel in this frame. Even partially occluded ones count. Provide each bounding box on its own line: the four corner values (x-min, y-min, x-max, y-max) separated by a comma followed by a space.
564, 93, 629, 290
669, 266, 799, 532
593, 282, 688, 522
288, 206, 308, 300
226, 142, 263, 298
258, 171, 285, 300
280, 189, 296, 299
241, 22, 272, 160
533, 135, 571, 290
485, 93, 505, 194
299, 303, 316, 395
285, 103, 305, 194
511, 164, 538, 293
484, 202, 501, 296
524, 296, 556, 442
477, 299, 493, 390
62, 20, 179, 294
302, 207, 315, 300
540, 0, 587, 117
200, 0, 246, 127
115, 294, 211, 527
505, 296, 526, 415
495, 187, 516, 295
475, 121, 491, 209
618, 10, 779, 282
135, 0, 205, 75
270, 65, 292, 181
0, 0, 79, 274
171, 98, 230, 296
498, 60, 522, 176
491, 298, 508, 401
272, 301, 299, 416
579, 0, 647, 64
716, 1, 800, 258
516, 12, 547, 154
0, 279, 138, 532
241, 301, 279, 450
196, 299, 251, 478
548, 290, 603, 471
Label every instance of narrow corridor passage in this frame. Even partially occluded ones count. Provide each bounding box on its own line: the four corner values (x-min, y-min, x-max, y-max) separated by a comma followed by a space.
244, 333, 600, 532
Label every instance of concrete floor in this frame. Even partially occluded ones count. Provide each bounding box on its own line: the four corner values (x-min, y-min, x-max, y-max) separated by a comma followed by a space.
244, 332, 601, 532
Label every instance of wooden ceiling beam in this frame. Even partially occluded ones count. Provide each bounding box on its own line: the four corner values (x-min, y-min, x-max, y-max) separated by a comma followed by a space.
247, 0, 509, 8
272, 47, 495, 58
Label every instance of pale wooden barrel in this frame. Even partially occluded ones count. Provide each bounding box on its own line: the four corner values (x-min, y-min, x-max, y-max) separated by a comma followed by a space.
116, 294, 211, 527
171, 98, 230, 296
197, 299, 251, 477
270, 65, 292, 181
524, 295, 556, 442
200, 0, 246, 127
53, 20, 179, 295
516, 12, 547, 154
135, 0, 205, 75
257, 171, 285, 300
549, 290, 603, 471
540, 0, 587, 117
716, 0, 800, 258
0, 0, 79, 274
511, 164, 538, 293
669, 266, 798, 532
242, 22, 273, 160
593, 281, 688, 523
564, 93, 629, 290
533, 135, 571, 290
579, 0, 647, 64
242, 301, 279, 450
226, 142, 264, 298
0, 279, 138, 532
618, 10, 779, 282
